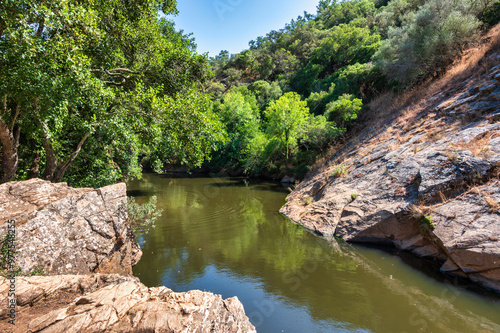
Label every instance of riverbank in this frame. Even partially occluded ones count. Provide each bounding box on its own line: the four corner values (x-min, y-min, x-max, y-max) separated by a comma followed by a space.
0, 179, 255, 332
280, 26, 500, 294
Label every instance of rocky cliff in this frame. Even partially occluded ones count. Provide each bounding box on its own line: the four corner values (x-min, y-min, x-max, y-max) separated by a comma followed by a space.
0, 179, 255, 332
281, 38, 500, 293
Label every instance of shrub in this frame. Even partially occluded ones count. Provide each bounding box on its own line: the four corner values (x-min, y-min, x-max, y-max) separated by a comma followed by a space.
331, 164, 348, 178
420, 215, 436, 231
325, 94, 363, 127
375, 0, 493, 88
127, 196, 163, 236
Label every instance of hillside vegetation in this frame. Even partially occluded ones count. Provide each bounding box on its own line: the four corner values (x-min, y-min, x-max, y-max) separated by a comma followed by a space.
207, 0, 500, 178
1, 0, 499, 187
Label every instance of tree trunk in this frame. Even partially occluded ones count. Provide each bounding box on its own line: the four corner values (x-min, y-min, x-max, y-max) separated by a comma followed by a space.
0, 119, 19, 183
41, 122, 58, 180
0, 16, 5, 38
27, 151, 41, 179
52, 132, 91, 183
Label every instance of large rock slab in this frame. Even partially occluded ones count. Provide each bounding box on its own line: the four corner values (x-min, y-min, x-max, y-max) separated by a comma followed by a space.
280, 51, 500, 293
0, 274, 256, 333
0, 179, 141, 276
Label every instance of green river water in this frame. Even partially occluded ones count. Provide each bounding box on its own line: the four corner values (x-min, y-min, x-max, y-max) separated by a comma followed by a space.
129, 174, 500, 333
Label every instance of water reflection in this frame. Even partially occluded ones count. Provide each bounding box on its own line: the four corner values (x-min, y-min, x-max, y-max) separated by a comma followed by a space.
130, 174, 500, 333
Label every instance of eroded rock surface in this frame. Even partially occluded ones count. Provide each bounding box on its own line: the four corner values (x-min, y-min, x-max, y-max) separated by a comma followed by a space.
0, 178, 141, 276
0, 274, 256, 333
281, 50, 500, 292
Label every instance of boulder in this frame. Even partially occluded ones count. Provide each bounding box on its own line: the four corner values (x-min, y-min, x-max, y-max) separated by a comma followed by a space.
0, 179, 141, 276
281, 175, 295, 184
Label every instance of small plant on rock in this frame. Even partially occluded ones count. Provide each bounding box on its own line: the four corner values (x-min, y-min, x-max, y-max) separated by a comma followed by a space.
126, 195, 163, 236
299, 195, 314, 206
331, 165, 348, 178
420, 215, 435, 231
351, 194, 358, 202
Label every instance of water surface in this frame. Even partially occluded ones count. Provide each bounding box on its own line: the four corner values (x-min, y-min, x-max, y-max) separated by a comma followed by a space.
129, 174, 500, 333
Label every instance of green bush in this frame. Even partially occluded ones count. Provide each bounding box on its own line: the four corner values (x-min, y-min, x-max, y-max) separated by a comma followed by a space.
331, 164, 348, 178
375, 0, 493, 88
420, 215, 435, 231
481, 1, 500, 26
127, 196, 163, 236
325, 94, 363, 127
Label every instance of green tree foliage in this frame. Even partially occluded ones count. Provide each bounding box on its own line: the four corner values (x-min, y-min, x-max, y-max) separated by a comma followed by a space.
316, 0, 377, 28
264, 92, 310, 163
325, 94, 363, 128
209, 89, 260, 172
0, 0, 224, 186
250, 81, 283, 110
204, 0, 499, 179
481, 0, 500, 26
374, 0, 492, 86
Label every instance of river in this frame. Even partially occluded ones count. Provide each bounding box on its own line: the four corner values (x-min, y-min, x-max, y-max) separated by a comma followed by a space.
128, 174, 500, 333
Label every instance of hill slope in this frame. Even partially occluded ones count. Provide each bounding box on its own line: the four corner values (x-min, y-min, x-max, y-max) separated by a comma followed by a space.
280, 26, 500, 293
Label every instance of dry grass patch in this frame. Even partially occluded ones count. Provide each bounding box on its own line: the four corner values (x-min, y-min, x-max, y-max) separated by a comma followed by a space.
453, 130, 500, 157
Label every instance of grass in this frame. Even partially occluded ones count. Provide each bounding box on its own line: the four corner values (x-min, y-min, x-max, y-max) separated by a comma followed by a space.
299, 195, 314, 206
452, 130, 500, 157
331, 164, 348, 178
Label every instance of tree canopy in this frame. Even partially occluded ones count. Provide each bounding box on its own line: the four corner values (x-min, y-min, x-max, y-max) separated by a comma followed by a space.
0, 0, 225, 186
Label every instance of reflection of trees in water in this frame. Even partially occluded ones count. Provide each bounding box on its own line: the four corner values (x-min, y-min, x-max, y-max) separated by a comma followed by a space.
131, 176, 500, 333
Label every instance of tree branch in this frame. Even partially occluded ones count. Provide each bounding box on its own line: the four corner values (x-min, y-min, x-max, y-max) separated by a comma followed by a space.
10, 104, 19, 132
36, 19, 45, 37
0, 15, 5, 38
0, 118, 18, 182
40, 121, 58, 181
52, 132, 91, 182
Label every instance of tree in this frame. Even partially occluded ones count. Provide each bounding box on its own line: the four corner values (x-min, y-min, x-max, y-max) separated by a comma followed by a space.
209, 89, 260, 172
325, 94, 363, 128
250, 81, 283, 110
0, 0, 223, 186
264, 92, 310, 165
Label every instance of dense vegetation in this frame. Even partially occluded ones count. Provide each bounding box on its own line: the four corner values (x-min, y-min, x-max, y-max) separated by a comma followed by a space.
1, 0, 499, 186
0, 0, 225, 187
208, 0, 500, 178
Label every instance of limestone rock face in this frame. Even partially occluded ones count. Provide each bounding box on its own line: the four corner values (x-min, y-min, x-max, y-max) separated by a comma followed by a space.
0, 274, 256, 333
280, 51, 500, 292
0, 179, 141, 276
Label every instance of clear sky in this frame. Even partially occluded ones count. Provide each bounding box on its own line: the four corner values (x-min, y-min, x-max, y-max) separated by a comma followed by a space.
170, 0, 320, 57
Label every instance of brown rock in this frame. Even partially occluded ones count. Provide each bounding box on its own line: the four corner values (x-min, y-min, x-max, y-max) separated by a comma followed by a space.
0, 179, 141, 276
0, 274, 256, 333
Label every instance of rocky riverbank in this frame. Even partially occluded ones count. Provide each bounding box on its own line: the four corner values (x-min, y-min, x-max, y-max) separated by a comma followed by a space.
281, 37, 500, 293
0, 179, 255, 332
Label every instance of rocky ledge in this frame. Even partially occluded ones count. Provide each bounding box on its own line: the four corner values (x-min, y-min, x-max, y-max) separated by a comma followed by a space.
281, 47, 500, 292
0, 179, 255, 332
0, 274, 255, 333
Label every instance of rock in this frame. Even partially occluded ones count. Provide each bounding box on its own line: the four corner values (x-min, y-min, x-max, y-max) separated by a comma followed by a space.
0, 179, 141, 276
479, 83, 497, 95
281, 175, 295, 183
280, 52, 500, 293
0, 274, 256, 333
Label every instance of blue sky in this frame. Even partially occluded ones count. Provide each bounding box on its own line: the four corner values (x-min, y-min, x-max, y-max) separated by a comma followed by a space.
170, 0, 320, 57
